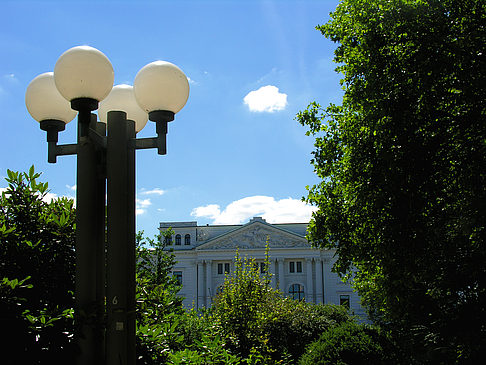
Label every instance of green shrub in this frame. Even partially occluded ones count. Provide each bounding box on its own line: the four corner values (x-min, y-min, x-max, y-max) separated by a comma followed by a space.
210, 248, 357, 364
0, 167, 77, 364
177, 307, 215, 349
167, 335, 243, 364
211, 250, 277, 361
135, 231, 185, 365
299, 322, 400, 365
264, 301, 353, 363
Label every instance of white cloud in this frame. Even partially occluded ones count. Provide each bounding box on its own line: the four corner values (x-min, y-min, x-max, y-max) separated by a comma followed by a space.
191, 204, 221, 221
243, 85, 288, 113
140, 188, 165, 196
66, 184, 77, 191
191, 196, 316, 225
136, 198, 152, 215
41, 192, 58, 203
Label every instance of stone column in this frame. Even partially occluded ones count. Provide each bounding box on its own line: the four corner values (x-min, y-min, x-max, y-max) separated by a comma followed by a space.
270, 258, 277, 289
277, 258, 285, 294
306, 258, 313, 302
315, 258, 323, 304
205, 259, 212, 306
322, 258, 330, 304
197, 260, 205, 308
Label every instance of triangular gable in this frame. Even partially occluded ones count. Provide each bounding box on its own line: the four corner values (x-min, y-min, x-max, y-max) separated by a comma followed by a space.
195, 220, 310, 250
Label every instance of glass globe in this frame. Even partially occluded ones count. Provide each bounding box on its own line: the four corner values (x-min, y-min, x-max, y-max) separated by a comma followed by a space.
54, 45, 114, 102
133, 61, 189, 114
25, 72, 77, 123
99, 85, 149, 133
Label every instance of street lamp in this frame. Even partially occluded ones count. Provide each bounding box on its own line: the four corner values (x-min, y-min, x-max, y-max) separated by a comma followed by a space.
25, 46, 189, 365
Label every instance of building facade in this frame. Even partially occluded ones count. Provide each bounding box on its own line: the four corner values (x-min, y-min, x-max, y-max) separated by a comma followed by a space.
160, 217, 364, 317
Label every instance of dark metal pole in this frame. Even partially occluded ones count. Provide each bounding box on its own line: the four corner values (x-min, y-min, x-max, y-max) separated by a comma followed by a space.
92, 115, 107, 364
106, 111, 129, 365
75, 105, 101, 365
126, 120, 136, 365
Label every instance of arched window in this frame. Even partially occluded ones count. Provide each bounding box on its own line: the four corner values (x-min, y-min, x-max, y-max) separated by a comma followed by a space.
289, 284, 305, 301
175, 234, 181, 245
184, 234, 191, 245
164, 236, 172, 245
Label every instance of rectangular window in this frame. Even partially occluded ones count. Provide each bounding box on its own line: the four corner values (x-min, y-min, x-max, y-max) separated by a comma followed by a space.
173, 271, 182, 285
260, 262, 266, 274
340, 295, 350, 309
218, 263, 230, 274
296, 261, 302, 273
289, 261, 302, 273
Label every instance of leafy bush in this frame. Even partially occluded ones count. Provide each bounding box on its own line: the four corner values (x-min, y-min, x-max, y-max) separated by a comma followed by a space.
0, 167, 75, 309
135, 231, 185, 364
211, 249, 356, 364
211, 250, 277, 362
299, 322, 400, 365
167, 335, 243, 365
264, 301, 353, 362
0, 167, 76, 364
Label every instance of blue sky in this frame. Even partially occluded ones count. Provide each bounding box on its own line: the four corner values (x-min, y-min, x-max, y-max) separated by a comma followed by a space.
0, 0, 343, 239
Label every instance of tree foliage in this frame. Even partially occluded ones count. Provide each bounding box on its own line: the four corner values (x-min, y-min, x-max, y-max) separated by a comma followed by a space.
210, 250, 355, 364
135, 230, 186, 364
297, 0, 486, 362
0, 167, 76, 363
262, 300, 353, 363
211, 251, 276, 361
299, 322, 400, 365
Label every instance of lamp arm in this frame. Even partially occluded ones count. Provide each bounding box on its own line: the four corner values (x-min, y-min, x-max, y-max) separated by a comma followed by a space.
47, 142, 77, 163
131, 135, 166, 155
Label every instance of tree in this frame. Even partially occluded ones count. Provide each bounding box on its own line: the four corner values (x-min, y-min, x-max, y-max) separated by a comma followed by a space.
297, 0, 486, 362
0, 167, 76, 363
135, 230, 186, 364
211, 251, 276, 361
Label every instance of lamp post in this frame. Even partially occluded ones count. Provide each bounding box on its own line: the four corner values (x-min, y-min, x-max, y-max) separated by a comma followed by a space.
25, 46, 189, 365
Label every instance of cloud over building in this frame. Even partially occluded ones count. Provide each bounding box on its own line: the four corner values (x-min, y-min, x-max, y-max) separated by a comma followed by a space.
191, 195, 316, 225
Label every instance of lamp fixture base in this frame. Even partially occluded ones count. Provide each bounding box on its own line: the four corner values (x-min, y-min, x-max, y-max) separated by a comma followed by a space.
71, 98, 99, 112
147, 110, 173, 155
40, 119, 66, 142
148, 110, 174, 123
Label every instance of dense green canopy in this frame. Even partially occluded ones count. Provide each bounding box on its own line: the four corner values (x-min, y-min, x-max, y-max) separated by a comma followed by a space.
297, 0, 485, 362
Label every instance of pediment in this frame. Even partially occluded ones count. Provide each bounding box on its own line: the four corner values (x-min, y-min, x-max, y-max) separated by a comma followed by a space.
196, 221, 309, 250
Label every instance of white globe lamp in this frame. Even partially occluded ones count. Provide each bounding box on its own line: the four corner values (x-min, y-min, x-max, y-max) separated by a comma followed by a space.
54, 46, 114, 110
99, 85, 148, 133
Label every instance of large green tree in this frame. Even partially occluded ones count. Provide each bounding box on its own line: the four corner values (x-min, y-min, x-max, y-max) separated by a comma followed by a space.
297, 0, 485, 362
135, 231, 186, 364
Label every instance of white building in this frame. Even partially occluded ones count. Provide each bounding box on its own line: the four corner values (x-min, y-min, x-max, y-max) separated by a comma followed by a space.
160, 217, 364, 317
